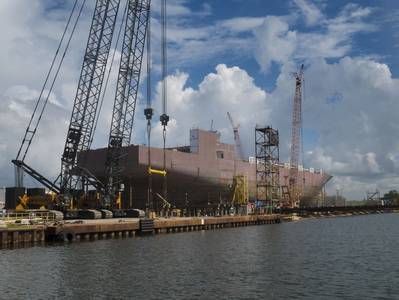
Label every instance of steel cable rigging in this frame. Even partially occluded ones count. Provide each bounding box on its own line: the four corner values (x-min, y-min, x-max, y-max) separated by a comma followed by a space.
160, 0, 169, 202
13, 0, 86, 190
145, 0, 169, 214
15, 0, 85, 163
144, 8, 154, 212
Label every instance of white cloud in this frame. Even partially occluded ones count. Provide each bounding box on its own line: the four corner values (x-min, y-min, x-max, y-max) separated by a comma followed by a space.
219, 17, 267, 33
0, 85, 69, 185
267, 56, 399, 198
151, 0, 211, 18
251, 3, 376, 70
293, 0, 324, 26
149, 64, 269, 151
253, 17, 297, 71
0, 0, 107, 185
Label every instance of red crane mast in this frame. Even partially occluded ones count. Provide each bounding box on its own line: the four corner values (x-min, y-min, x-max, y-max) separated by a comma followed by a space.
289, 64, 304, 207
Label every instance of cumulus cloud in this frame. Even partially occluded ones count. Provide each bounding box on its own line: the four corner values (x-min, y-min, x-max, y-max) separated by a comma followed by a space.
0, 0, 111, 185
301, 57, 399, 194
149, 64, 269, 151
264, 55, 399, 198
0, 85, 69, 185
252, 3, 375, 70
253, 17, 297, 71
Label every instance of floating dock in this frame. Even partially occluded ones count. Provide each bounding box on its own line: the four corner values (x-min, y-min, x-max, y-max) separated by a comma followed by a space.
0, 214, 281, 249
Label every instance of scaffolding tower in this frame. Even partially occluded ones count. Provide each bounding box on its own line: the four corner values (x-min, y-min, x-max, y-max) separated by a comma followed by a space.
255, 126, 279, 213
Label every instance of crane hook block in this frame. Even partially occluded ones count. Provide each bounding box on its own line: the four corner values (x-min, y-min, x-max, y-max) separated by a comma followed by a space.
160, 113, 169, 126
144, 108, 153, 120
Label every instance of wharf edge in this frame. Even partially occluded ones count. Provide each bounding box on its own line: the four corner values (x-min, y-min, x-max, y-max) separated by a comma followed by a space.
0, 214, 281, 249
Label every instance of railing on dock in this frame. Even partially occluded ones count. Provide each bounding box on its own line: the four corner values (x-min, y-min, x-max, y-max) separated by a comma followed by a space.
0, 211, 57, 223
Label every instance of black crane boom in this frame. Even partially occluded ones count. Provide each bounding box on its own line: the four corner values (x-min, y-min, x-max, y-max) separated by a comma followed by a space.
105, 0, 150, 199
61, 0, 121, 195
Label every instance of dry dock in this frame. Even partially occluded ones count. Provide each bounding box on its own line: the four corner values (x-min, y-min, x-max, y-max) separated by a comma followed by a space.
0, 214, 281, 249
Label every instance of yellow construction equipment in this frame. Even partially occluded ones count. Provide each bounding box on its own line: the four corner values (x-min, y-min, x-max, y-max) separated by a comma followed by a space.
16, 193, 55, 211
232, 175, 249, 205
16, 194, 29, 211
148, 167, 167, 176
155, 192, 172, 208
116, 192, 122, 209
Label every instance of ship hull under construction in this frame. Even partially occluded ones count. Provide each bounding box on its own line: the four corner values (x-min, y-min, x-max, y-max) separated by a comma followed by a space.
83, 129, 332, 210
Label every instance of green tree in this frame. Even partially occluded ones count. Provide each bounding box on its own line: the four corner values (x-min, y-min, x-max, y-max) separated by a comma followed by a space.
383, 190, 399, 205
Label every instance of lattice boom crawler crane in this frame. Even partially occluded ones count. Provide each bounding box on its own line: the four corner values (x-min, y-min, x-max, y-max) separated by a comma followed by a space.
8, 0, 152, 211
61, 0, 121, 205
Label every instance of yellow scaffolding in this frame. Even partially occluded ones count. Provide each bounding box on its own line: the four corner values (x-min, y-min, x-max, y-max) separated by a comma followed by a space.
232, 175, 249, 205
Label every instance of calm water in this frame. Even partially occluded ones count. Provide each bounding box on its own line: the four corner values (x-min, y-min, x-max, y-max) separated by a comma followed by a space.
1, 214, 399, 299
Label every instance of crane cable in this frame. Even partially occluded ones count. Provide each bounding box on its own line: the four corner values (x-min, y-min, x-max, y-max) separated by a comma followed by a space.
90, 0, 128, 148
16, 0, 84, 162
160, 0, 169, 201
145, 8, 154, 212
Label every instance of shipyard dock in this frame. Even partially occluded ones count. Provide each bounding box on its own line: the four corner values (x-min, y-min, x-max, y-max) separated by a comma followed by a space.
0, 214, 281, 249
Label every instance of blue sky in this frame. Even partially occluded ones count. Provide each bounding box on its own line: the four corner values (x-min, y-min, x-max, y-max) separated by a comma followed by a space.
1, 0, 399, 199
164, 0, 399, 84
147, 0, 399, 160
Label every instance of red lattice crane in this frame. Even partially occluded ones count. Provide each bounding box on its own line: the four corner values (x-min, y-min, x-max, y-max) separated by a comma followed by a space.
289, 64, 304, 207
